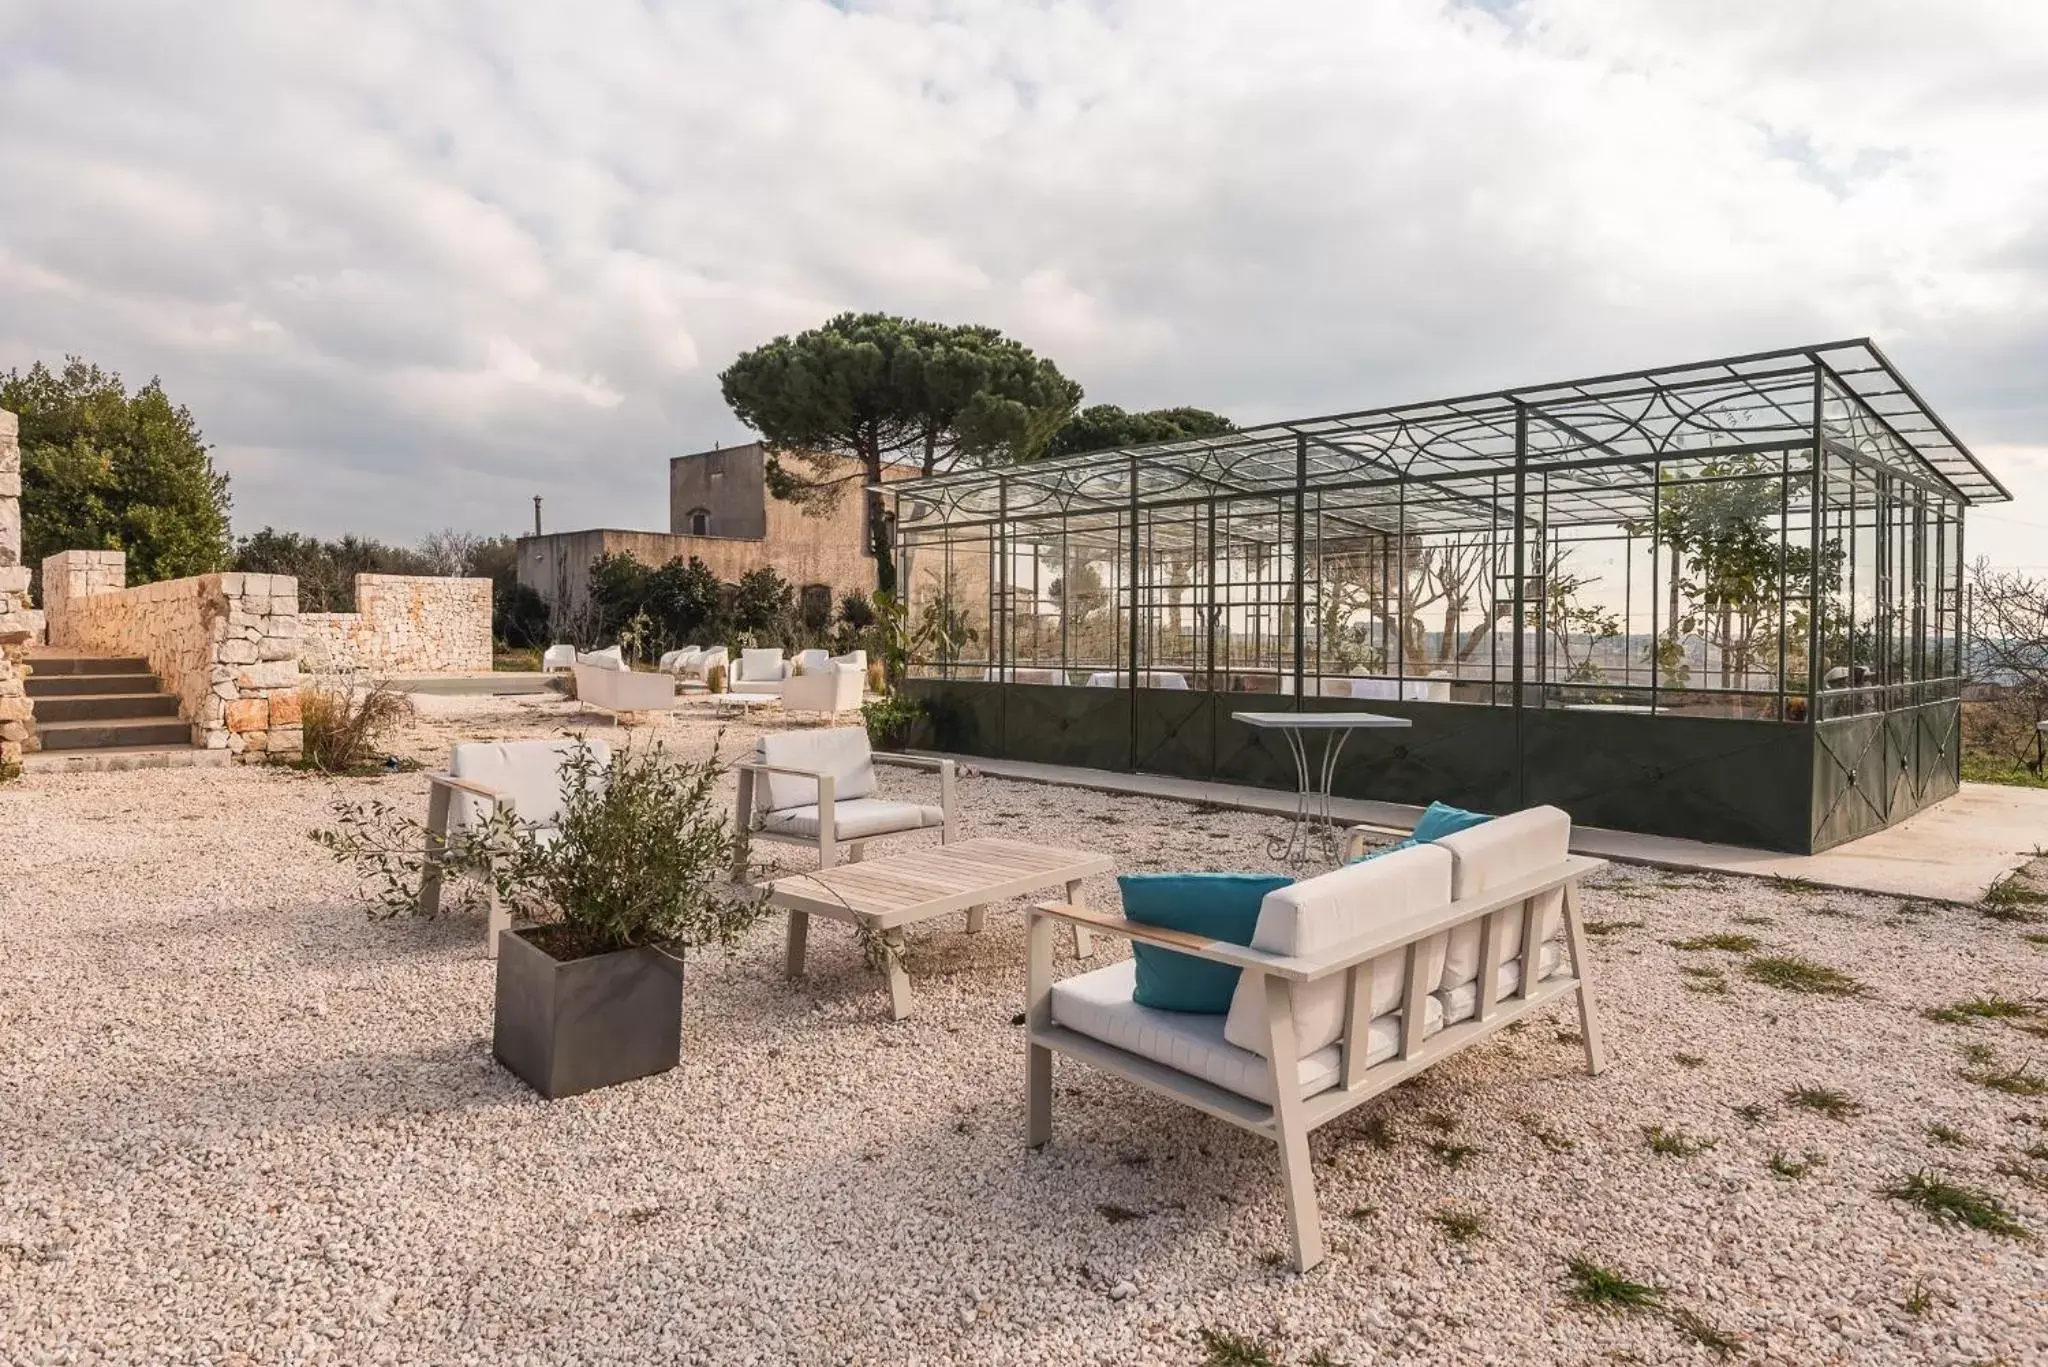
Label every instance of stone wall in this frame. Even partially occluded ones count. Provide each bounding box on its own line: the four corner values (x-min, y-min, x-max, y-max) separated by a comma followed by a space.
299, 574, 493, 674
42, 550, 303, 757
0, 410, 31, 767
42, 549, 126, 648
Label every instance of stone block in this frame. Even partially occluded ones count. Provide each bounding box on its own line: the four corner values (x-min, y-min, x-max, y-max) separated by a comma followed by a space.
235, 660, 297, 689
204, 729, 230, 749
219, 639, 258, 665
257, 637, 297, 662
0, 567, 24, 597
225, 698, 269, 733
218, 572, 243, 596
268, 690, 303, 726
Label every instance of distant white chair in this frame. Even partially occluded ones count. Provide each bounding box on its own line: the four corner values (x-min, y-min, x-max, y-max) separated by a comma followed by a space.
792, 648, 832, 676
577, 645, 627, 671
730, 648, 789, 696
685, 645, 728, 683
1084, 670, 1190, 690
573, 662, 675, 717
659, 645, 705, 674
734, 726, 957, 878
782, 663, 863, 721
1011, 667, 1065, 685
541, 644, 576, 674
1025, 805, 1602, 1271
830, 648, 868, 678
421, 738, 615, 957
1341, 672, 1453, 702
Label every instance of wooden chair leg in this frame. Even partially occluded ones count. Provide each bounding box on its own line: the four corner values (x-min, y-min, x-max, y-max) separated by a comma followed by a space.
1025, 911, 1055, 1147
784, 910, 809, 980
965, 905, 987, 934
1261, 973, 1324, 1271
882, 930, 912, 1020
420, 782, 451, 917
486, 880, 508, 960
1561, 882, 1606, 1075
1065, 877, 1095, 958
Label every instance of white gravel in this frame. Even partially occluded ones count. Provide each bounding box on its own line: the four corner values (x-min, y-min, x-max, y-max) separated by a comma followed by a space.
2, 692, 2045, 1365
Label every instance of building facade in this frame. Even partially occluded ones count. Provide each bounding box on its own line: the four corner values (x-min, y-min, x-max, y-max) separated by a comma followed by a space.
517, 442, 877, 623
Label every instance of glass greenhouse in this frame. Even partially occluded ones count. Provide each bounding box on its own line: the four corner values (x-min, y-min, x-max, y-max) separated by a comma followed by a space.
888, 340, 2007, 852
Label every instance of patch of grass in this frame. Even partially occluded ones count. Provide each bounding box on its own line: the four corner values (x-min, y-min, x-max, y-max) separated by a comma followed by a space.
1680, 965, 1730, 995
1430, 1207, 1488, 1242
1583, 919, 1645, 936
1895, 899, 1941, 918
1421, 1110, 1458, 1134
1882, 1170, 2032, 1239
1926, 1122, 1971, 1148
1902, 1278, 1936, 1316
1197, 1328, 1281, 1367
1743, 954, 1866, 997
1300, 1353, 1346, 1367
1981, 873, 2048, 922
1769, 1150, 1826, 1179
2023, 932, 2048, 946
1732, 913, 1776, 926
1426, 1140, 1482, 1169
1923, 996, 2039, 1025
1673, 1052, 1706, 1069
1352, 1112, 1397, 1151
1343, 1205, 1376, 1222
1255, 1249, 1288, 1269
1732, 1101, 1772, 1125
1668, 1306, 1741, 1358
1785, 1084, 1863, 1120
1960, 1041, 1998, 1066
1097, 1203, 1144, 1224
1563, 1256, 1666, 1312
1668, 932, 1762, 952
1962, 1063, 2048, 1097
1643, 1125, 1717, 1157
1514, 1113, 1577, 1152
1767, 874, 1825, 896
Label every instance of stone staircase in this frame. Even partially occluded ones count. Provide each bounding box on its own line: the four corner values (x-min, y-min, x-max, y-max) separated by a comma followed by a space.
24, 653, 202, 764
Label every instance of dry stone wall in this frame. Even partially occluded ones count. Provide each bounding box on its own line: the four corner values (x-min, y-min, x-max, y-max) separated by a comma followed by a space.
299, 574, 492, 674
0, 410, 32, 767
43, 551, 304, 758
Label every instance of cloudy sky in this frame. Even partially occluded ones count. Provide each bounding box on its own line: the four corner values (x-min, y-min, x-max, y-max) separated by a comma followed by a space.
2, 0, 2045, 564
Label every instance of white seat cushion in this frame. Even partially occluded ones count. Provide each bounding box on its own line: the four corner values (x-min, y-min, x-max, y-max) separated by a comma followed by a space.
449, 738, 612, 833
1437, 941, 1566, 1023
738, 648, 785, 682
1432, 806, 1571, 993
1223, 843, 1453, 1058
728, 679, 784, 695
755, 727, 880, 813
1053, 960, 1441, 1104
760, 798, 944, 840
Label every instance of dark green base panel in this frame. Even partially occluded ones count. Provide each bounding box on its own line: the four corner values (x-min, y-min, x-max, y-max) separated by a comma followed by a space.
905, 681, 1963, 855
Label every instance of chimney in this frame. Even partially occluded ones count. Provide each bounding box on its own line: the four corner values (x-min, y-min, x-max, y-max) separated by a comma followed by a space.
532, 495, 543, 537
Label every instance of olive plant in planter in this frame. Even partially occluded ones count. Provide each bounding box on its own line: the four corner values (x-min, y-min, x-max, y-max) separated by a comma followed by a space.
320, 739, 763, 1099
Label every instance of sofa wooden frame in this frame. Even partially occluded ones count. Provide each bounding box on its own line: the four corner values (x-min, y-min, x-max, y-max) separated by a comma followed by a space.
1025, 852, 1607, 1271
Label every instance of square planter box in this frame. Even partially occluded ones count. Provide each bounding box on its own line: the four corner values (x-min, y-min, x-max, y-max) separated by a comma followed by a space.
493, 929, 684, 1100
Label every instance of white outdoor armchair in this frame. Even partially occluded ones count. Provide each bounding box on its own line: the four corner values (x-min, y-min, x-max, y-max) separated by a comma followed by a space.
1025, 805, 1603, 1271
421, 738, 615, 958
541, 644, 576, 674
729, 648, 788, 695
781, 663, 863, 720
659, 645, 704, 673
734, 726, 955, 874
573, 662, 675, 716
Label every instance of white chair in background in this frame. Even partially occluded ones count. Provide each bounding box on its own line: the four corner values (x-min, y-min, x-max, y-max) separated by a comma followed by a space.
659, 646, 704, 674
541, 644, 576, 674
573, 662, 675, 717
577, 645, 627, 671
685, 645, 728, 683
829, 648, 868, 679
421, 738, 615, 957
793, 648, 832, 676
782, 662, 864, 721
730, 648, 789, 696
734, 725, 957, 878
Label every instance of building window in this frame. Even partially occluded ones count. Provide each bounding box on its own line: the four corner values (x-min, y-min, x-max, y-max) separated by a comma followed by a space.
687, 507, 711, 535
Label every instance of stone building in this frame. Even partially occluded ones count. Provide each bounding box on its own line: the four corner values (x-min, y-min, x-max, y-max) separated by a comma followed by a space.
517, 442, 878, 624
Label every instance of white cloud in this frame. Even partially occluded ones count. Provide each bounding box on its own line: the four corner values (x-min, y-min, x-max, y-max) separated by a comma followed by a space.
0, 0, 2043, 551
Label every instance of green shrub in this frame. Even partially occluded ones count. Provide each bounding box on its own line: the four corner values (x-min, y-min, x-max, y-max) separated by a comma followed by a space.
862, 693, 927, 751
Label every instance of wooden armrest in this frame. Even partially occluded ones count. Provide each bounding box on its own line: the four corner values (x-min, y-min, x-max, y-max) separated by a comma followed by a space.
1031, 903, 1288, 971
428, 773, 502, 801
875, 754, 954, 772
734, 760, 833, 780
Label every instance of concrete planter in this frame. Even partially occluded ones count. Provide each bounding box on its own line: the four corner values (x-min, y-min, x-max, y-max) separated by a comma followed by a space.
493, 929, 683, 1100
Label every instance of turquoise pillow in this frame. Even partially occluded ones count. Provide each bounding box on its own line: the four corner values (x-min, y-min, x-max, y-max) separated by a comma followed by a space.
1118, 872, 1293, 1013
1412, 801, 1491, 843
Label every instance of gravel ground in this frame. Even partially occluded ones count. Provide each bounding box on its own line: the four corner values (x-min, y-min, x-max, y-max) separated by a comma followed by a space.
2, 693, 2045, 1366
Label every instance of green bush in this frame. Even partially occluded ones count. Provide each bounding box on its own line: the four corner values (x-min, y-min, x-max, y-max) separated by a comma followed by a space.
861, 694, 926, 751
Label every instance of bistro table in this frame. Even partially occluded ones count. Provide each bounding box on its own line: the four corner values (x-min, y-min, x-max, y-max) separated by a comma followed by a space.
1232, 710, 1413, 866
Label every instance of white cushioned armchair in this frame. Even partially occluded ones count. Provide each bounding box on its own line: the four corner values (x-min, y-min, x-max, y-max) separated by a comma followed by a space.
781, 662, 863, 720
421, 738, 614, 958
1026, 805, 1603, 1272
729, 648, 788, 696
734, 727, 955, 872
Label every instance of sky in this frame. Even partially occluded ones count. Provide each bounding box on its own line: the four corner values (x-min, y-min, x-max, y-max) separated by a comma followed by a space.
2, 0, 2046, 566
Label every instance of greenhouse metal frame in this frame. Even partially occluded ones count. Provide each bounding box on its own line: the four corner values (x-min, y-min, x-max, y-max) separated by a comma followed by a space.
887, 340, 2007, 852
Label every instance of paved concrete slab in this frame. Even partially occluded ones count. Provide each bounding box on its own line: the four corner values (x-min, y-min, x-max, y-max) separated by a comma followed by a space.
919, 752, 2047, 904
387, 673, 564, 696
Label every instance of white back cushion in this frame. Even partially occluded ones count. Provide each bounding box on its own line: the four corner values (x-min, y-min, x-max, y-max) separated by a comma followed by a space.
830, 649, 867, 673
450, 738, 612, 832
578, 646, 627, 671
794, 648, 831, 673
739, 648, 784, 681
1432, 805, 1571, 992
1223, 843, 1453, 1058
754, 727, 879, 812
541, 644, 575, 671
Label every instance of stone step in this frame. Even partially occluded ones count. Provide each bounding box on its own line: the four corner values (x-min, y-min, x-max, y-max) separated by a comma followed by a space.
30, 692, 182, 723
34, 717, 194, 751
25, 672, 163, 698
27, 655, 152, 675
21, 745, 233, 775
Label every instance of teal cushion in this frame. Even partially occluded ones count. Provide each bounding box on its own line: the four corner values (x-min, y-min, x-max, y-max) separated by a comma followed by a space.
1118, 872, 1293, 1013
1412, 801, 1491, 843
1345, 836, 1418, 865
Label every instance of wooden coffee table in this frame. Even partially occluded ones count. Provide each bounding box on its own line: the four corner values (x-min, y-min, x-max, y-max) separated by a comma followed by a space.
761, 837, 1113, 1019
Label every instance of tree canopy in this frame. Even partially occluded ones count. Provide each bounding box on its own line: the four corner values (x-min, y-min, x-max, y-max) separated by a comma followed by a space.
1046, 404, 1236, 458
1, 357, 232, 585
719, 313, 1082, 589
